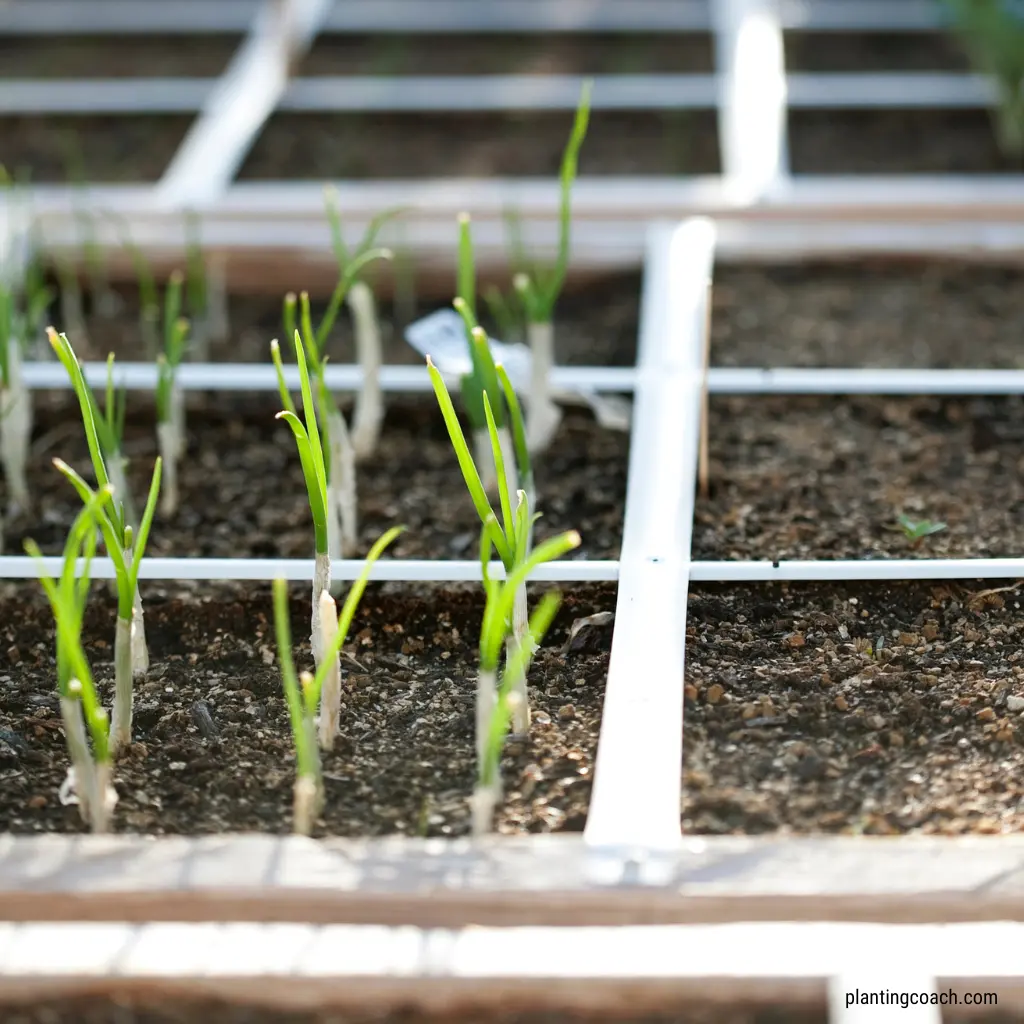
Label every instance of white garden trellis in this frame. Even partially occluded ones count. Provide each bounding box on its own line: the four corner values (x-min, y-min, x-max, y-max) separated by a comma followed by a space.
4, 0, 1024, 1017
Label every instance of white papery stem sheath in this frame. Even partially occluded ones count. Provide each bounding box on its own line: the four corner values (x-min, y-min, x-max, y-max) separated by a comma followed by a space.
476, 665, 497, 767
526, 320, 562, 453
312, 550, 331, 668
59, 693, 115, 833
326, 409, 357, 559
470, 781, 500, 837
316, 590, 342, 750
157, 421, 179, 517
506, 586, 533, 736
171, 383, 186, 458
206, 253, 230, 345
292, 774, 319, 836
347, 281, 384, 461
1, 338, 32, 513
130, 573, 149, 678
110, 615, 133, 755
106, 453, 137, 534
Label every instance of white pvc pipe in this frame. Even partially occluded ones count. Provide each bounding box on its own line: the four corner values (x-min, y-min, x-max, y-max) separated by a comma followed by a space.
713, 0, 789, 201
0, 556, 618, 582
0, 72, 999, 118
0, 0, 950, 35
584, 219, 715, 853
18, 361, 637, 393
691, 558, 1024, 582
708, 367, 1024, 395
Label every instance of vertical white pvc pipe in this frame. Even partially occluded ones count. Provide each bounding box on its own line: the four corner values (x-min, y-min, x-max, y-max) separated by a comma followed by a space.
713, 0, 790, 201
583, 219, 715, 851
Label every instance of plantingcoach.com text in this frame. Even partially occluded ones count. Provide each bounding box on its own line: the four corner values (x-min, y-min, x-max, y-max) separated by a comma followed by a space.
844, 989, 997, 1009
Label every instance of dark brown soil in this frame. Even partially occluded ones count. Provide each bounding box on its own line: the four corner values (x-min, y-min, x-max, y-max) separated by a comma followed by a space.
696, 394, 1024, 562
69, 272, 643, 368
299, 32, 715, 76
0, 582, 613, 836
0, 999, 825, 1024
784, 31, 971, 72
0, 35, 241, 78
238, 111, 720, 179
685, 578, 1024, 836
2, 396, 627, 562
710, 262, 1024, 370
789, 109, 1020, 174
0, 115, 194, 183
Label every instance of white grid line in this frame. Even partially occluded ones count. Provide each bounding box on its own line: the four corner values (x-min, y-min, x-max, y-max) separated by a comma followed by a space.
583, 219, 714, 851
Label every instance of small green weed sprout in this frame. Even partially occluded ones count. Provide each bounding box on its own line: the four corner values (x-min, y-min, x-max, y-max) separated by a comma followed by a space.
429, 342, 578, 738
271, 325, 335, 672
472, 521, 575, 834
323, 187, 398, 462
273, 526, 402, 830
155, 270, 190, 516
49, 328, 162, 754
25, 488, 116, 831
943, 0, 1024, 155
897, 513, 948, 548
507, 80, 591, 453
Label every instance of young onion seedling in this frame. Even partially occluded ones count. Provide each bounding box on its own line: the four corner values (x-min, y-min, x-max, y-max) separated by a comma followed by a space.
184, 212, 228, 358
49, 328, 162, 754
272, 526, 402, 831
25, 489, 116, 831
473, 528, 569, 831
509, 80, 591, 453
271, 325, 335, 668
322, 187, 398, 462
454, 211, 523, 499
429, 343, 569, 736
943, 0, 1024, 155
472, 519, 578, 833
155, 270, 190, 516
0, 278, 42, 515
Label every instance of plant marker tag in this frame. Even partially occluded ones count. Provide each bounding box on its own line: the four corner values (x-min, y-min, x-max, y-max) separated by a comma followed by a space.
405, 309, 631, 431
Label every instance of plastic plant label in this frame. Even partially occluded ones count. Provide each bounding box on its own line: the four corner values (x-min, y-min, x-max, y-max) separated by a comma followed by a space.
405, 308, 631, 432
405, 309, 531, 385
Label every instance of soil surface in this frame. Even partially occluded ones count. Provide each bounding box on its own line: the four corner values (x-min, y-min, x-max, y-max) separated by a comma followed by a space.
2, 395, 627, 562
0, 583, 613, 836
695, 395, 1024, 562
0, 115, 194, 183
0, 35, 240, 78
784, 31, 972, 72
239, 111, 720, 180
710, 262, 1024, 370
299, 32, 715, 76
0, 1000, 825, 1024
788, 109, 1019, 174
685, 579, 1024, 835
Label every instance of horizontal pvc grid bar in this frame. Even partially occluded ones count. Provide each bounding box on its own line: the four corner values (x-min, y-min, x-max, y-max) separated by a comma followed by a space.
3, 557, 1023, 584
0, 0, 956, 34
18, 364, 1024, 397
0, 74, 998, 116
